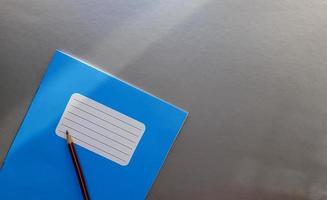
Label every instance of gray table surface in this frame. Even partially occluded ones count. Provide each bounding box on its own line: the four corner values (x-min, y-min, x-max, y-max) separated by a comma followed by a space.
1, 0, 327, 199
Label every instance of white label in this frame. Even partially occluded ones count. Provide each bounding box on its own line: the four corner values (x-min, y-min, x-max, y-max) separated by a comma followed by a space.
55, 93, 146, 166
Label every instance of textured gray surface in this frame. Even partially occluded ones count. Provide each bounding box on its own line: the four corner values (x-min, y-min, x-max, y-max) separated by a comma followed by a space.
1, 0, 327, 199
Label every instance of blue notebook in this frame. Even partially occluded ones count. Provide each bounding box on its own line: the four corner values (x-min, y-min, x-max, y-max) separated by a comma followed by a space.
0, 51, 188, 199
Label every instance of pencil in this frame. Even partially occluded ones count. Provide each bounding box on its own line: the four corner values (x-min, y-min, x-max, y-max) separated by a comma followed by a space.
66, 130, 91, 200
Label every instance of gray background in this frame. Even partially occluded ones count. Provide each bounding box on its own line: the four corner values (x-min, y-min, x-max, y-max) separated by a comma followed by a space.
1, 0, 327, 199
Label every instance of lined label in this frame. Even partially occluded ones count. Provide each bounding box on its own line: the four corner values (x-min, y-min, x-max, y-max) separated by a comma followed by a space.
55, 93, 145, 166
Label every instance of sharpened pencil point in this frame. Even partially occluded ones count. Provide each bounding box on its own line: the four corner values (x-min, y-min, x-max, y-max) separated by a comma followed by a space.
66, 130, 73, 144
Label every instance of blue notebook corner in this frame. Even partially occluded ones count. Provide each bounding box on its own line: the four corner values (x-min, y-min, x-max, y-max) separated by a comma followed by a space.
0, 50, 188, 200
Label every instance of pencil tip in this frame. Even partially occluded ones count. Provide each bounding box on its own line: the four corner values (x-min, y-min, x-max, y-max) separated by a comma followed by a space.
66, 130, 73, 144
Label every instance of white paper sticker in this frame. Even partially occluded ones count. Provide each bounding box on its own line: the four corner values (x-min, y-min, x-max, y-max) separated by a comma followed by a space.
56, 93, 146, 166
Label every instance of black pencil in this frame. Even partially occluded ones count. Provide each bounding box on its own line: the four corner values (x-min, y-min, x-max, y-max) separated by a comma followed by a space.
66, 130, 91, 200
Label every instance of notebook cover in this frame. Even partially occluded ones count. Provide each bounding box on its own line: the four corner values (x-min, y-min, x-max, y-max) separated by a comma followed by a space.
0, 50, 188, 200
